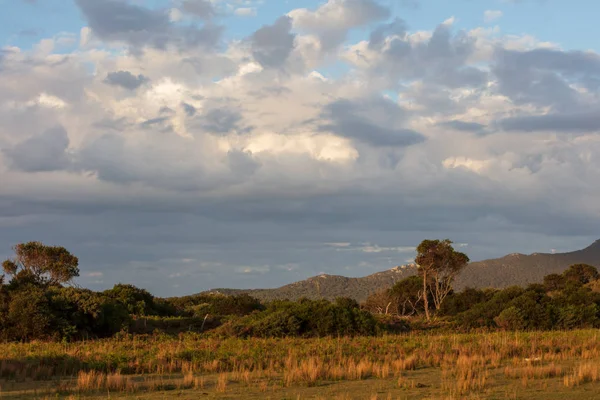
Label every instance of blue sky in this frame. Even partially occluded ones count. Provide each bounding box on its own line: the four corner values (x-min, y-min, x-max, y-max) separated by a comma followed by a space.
1, 0, 600, 296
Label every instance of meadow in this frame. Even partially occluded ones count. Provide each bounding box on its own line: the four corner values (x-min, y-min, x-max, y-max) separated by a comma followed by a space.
2, 329, 600, 399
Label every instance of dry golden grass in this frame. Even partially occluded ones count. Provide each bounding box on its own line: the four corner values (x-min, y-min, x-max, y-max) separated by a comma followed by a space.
215, 372, 228, 393
564, 362, 600, 387
3, 329, 600, 398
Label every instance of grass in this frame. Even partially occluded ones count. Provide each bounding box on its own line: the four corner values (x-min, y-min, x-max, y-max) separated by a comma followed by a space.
1, 329, 600, 398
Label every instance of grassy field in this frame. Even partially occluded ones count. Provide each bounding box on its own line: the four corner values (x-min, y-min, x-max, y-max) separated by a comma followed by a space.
2, 330, 600, 399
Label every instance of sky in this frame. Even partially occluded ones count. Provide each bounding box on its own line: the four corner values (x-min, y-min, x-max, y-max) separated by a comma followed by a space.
1, 0, 600, 296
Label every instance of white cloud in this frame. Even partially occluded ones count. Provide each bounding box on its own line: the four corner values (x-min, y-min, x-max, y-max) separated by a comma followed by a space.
234, 7, 257, 17
484, 10, 503, 23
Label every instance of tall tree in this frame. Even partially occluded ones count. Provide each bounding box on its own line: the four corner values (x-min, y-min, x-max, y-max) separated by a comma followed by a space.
415, 239, 469, 321
2, 242, 79, 286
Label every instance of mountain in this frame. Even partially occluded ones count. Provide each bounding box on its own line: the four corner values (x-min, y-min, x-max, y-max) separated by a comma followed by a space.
204, 265, 418, 303
454, 239, 600, 290
202, 240, 600, 302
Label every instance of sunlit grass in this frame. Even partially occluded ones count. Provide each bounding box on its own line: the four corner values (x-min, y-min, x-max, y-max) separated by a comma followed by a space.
1, 329, 600, 398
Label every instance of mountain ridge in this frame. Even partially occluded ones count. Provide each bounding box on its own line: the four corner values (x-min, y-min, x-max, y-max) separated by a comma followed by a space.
201, 240, 600, 302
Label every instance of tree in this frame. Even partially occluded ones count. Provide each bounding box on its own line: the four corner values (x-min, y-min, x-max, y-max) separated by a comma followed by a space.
362, 289, 393, 315
415, 239, 469, 320
103, 284, 156, 316
2, 242, 79, 286
543, 273, 566, 292
389, 276, 425, 316
563, 264, 599, 285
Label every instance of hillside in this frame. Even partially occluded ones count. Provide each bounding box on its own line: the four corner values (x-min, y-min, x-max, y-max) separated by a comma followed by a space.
454, 239, 600, 289
205, 265, 418, 303
203, 239, 600, 302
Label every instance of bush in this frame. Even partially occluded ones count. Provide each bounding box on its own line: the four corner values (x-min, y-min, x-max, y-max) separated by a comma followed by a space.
494, 307, 525, 330
218, 299, 380, 338
167, 293, 264, 317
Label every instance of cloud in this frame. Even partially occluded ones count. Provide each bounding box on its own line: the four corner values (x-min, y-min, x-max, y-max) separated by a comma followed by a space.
484, 10, 503, 23
196, 108, 247, 135
289, 0, 390, 51
319, 98, 426, 147
103, 71, 149, 90
1, 4, 600, 296
75, 0, 222, 51
492, 48, 600, 110
181, 0, 215, 20
328, 243, 416, 253
250, 16, 296, 69
346, 20, 488, 90
498, 112, 600, 133
3, 126, 71, 172
235, 8, 257, 17
437, 120, 488, 134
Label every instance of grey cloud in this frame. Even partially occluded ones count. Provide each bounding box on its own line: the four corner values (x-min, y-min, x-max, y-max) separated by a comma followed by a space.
291, 0, 390, 51
493, 48, 600, 110
227, 150, 261, 177
199, 109, 243, 134
75, 0, 222, 50
104, 71, 149, 90
369, 18, 407, 50
365, 21, 487, 89
159, 107, 175, 115
250, 16, 295, 68
140, 117, 170, 128
320, 98, 426, 147
498, 111, 600, 133
92, 117, 131, 131
75, 130, 254, 192
18, 29, 40, 37
437, 120, 488, 133
182, 103, 197, 116
3, 126, 70, 172
181, 0, 216, 20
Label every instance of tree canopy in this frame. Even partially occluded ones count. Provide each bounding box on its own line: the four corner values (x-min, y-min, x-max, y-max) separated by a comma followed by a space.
2, 241, 79, 286
415, 239, 469, 320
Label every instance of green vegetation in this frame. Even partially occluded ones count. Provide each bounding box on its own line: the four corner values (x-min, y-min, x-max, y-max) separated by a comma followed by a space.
2, 241, 600, 342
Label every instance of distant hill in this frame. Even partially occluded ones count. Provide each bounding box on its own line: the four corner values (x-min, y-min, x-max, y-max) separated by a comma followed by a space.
202, 240, 600, 302
204, 265, 418, 303
454, 239, 600, 290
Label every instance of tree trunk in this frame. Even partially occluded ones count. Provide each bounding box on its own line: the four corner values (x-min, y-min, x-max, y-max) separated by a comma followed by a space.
423, 269, 430, 321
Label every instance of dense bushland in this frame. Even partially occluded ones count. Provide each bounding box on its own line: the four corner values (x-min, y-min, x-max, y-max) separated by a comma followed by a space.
2, 241, 600, 342
365, 263, 600, 331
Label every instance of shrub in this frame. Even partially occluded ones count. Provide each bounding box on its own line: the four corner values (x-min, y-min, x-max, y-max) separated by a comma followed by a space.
218, 299, 380, 338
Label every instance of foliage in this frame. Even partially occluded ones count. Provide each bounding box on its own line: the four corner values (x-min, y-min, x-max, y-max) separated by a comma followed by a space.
362, 276, 427, 317
2, 241, 79, 286
453, 264, 600, 331
415, 239, 470, 320
218, 298, 380, 338
103, 284, 163, 317
563, 263, 600, 285
440, 287, 493, 316
1, 240, 599, 342
166, 293, 264, 318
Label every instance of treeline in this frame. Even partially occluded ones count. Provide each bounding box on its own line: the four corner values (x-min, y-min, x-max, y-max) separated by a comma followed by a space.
364, 263, 600, 330
2, 241, 600, 342
0, 242, 383, 341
